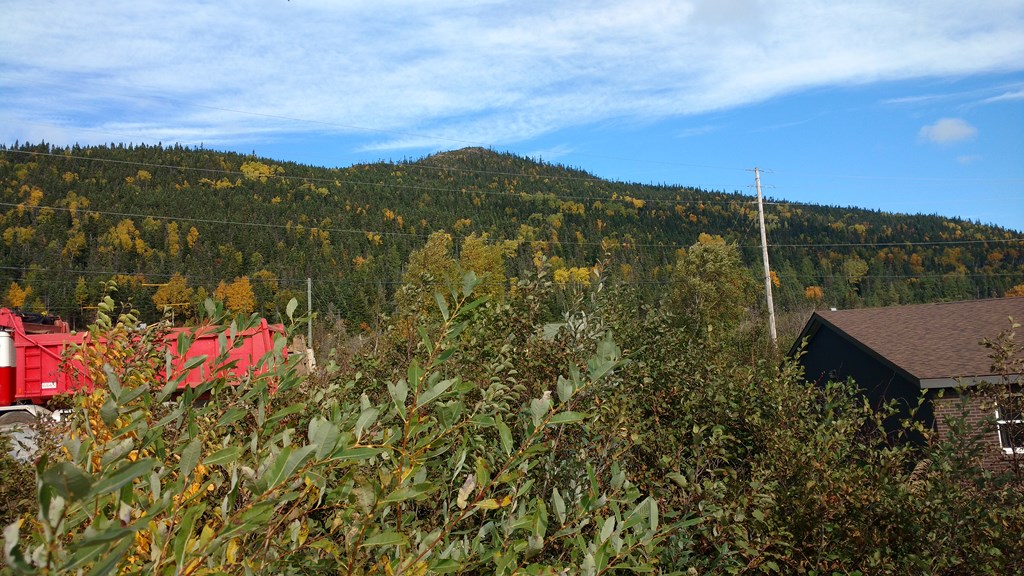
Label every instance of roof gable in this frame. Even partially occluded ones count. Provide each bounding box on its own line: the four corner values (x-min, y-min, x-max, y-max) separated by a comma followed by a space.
795, 298, 1024, 388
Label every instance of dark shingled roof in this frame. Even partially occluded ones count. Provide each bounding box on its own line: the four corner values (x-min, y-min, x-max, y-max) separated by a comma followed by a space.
794, 298, 1024, 389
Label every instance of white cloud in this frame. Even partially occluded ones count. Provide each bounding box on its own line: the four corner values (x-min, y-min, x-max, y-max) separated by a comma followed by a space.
527, 144, 575, 163
956, 154, 982, 165
0, 0, 1023, 151
981, 90, 1024, 104
918, 118, 978, 144
677, 125, 718, 138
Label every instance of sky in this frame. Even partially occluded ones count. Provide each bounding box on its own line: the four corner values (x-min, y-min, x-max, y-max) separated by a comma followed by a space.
2, 0, 1023, 231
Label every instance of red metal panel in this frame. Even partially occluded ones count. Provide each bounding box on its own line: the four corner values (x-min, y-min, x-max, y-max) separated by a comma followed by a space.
14, 331, 88, 404
0, 306, 285, 407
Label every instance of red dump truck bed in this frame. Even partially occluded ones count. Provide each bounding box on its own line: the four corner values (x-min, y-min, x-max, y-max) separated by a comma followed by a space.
0, 308, 284, 407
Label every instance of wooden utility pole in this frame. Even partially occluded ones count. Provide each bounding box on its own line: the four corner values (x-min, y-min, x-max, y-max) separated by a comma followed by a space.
306, 277, 316, 371
754, 167, 778, 345
307, 277, 313, 349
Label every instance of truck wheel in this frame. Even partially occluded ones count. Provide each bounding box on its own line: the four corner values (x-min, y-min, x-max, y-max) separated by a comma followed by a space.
0, 411, 36, 426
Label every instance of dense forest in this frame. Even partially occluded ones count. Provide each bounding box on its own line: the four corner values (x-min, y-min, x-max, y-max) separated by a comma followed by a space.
1, 141, 1022, 339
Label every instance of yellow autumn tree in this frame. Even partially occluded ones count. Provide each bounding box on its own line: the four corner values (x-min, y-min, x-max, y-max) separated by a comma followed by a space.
214, 277, 256, 315
240, 161, 283, 182
152, 274, 195, 321
397, 231, 460, 322
5, 282, 31, 308
805, 285, 825, 303
1005, 284, 1024, 298
458, 233, 517, 300
166, 222, 181, 258
186, 226, 200, 249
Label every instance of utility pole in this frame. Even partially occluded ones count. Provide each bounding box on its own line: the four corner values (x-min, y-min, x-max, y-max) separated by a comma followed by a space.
306, 277, 316, 372
754, 168, 778, 345
306, 277, 313, 350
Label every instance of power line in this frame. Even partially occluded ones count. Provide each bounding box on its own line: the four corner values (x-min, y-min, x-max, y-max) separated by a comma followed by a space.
3, 196, 1021, 253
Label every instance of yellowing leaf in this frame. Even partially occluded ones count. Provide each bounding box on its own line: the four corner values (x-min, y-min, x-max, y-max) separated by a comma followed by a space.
476, 498, 500, 510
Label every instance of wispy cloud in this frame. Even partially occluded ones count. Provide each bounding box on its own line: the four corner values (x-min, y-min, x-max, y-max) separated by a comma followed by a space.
527, 144, 575, 163
677, 125, 718, 138
881, 94, 950, 106
980, 90, 1024, 104
956, 154, 982, 165
1, 1, 1023, 151
919, 118, 978, 144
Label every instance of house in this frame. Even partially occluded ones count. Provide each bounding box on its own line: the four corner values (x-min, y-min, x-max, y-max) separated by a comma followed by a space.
791, 298, 1024, 470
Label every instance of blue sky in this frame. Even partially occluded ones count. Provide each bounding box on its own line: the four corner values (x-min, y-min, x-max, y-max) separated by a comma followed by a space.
2, 0, 1022, 231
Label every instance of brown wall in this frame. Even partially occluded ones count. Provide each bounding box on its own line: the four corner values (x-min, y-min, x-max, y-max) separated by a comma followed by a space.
932, 392, 1023, 473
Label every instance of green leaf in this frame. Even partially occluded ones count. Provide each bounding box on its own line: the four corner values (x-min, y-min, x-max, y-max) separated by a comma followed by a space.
261, 445, 316, 493
258, 447, 291, 493
551, 488, 566, 525
434, 292, 450, 321
42, 462, 92, 502
388, 379, 408, 408
361, 531, 408, 547
461, 271, 479, 297
475, 456, 490, 487
542, 322, 565, 341
180, 354, 209, 373
533, 497, 548, 538
436, 347, 456, 364
308, 417, 340, 460
333, 447, 385, 461
266, 402, 306, 426
217, 408, 248, 427
648, 497, 659, 533
173, 505, 204, 568
180, 438, 202, 479
85, 538, 133, 576
282, 445, 316, 482
446, 320, 470, 342
354, 407, 380, 440
600, 516, 615, 542
91, 459, 156, 497
99, 396, 119, 427
384, 482, 435, 503
667, 473, 688, 488
496, 416, 513, 456
157, 372, 181, 402
529, 397, 551, 426
205, 446, 242, 467
417, 377, 458, 408
460, 295, 488, 313
407, 359, 424, 387
556, 375, 573, 403
103, 366, 122, 401
418, 326, 433, 355
547, 411, 586, 425
286, 297, 298, 319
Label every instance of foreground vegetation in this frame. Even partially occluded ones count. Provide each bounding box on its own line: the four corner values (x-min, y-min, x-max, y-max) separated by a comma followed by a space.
2, 243, 1022, 574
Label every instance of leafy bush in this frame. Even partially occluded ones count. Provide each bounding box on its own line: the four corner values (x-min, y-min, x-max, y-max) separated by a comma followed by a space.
3, 281, 678, 574
3, 272, 1023, 574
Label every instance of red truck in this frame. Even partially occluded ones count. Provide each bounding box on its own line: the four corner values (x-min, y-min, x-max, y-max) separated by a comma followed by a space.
0, 308, 285, 425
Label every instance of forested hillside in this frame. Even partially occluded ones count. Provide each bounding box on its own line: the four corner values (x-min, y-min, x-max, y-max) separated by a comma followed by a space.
1, 142, 1021, 331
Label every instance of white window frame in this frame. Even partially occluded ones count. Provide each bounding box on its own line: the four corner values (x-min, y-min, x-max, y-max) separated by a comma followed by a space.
995, 398, 1024, 455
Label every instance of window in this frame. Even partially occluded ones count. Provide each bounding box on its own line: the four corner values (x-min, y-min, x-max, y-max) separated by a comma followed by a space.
996, 396, 1024, 454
